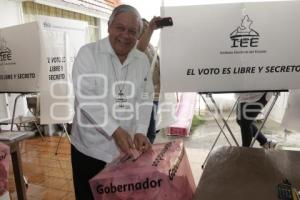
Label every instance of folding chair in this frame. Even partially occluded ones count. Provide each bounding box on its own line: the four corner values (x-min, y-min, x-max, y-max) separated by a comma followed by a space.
0, 93, 44, 140
25, 94, 44, 140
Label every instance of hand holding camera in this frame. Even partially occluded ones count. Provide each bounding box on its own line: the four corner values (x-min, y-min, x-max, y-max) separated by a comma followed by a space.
147, 17, 173, 31
155, 17, 173, 28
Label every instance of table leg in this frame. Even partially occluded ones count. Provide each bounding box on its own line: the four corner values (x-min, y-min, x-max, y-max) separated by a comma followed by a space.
11, 142, 27, 200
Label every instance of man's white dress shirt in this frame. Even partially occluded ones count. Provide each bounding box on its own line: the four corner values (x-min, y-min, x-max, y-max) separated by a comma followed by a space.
71, 37, 154, 162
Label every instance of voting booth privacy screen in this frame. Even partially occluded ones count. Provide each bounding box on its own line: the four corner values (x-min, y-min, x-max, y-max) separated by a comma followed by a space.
0, 22, 41, 92
0, 17, 87, 124
160, 1, 300, 92
37, 16, 87, 124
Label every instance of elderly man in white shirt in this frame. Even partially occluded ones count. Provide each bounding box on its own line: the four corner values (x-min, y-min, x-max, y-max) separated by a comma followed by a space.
71, 4, 153, 199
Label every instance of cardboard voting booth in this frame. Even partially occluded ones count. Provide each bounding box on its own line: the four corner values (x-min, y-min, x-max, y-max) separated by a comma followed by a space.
193, 146, 300, 200
160, 1, 300, 92
0, 17, 87, 124
90, 140, 196, 200
37, 16, 87, 124
0, 22, 41, 92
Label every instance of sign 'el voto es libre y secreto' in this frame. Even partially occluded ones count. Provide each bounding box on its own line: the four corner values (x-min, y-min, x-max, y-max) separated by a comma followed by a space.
0, 22, 41, 92
0, 18, 87, 124
160, 0, 300, 92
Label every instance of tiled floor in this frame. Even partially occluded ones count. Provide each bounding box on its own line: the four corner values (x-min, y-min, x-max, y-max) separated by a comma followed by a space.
9, 136, 74, 200
7, 115, 300, 199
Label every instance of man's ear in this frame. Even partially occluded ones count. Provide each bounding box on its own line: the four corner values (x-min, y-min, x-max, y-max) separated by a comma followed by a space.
107, 21, 111, 33
107, 24, 111, 34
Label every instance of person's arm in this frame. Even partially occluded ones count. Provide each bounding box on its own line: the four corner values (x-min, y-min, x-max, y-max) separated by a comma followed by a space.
137, 17, 161, 52
73, 46, 119, 136
133, 59, 154, 151
112, 127, 135, 154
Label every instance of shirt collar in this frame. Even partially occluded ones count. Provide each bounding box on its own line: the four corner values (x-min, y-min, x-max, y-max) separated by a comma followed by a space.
99, 37, 145, 66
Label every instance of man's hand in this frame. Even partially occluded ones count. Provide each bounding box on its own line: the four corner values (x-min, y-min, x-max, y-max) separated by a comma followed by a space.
134, 133, 151, 152
112, 127, 134, 155
148, 16, 162, 31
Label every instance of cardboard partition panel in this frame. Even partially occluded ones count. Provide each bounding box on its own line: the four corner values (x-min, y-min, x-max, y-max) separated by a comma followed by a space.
161, 1, 300, 92
0, 22, 41, 92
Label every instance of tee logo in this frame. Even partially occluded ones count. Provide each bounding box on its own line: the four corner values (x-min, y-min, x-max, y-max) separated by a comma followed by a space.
230, 15, 259, 48
0, 35, 12, 63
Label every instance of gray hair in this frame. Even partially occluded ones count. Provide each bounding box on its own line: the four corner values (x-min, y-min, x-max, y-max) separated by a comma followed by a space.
108, 4, 143, 34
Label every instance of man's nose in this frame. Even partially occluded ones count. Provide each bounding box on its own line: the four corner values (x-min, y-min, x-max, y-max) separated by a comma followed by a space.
123, 30, 130, 38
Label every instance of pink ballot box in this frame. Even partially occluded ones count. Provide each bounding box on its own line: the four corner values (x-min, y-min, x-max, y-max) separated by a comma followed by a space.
0, 142, 10, 197
167, 93, 197, 137
89, 140, 196, 200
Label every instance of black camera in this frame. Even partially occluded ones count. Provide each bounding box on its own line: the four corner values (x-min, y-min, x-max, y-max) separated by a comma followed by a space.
155, 17, 173, 28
